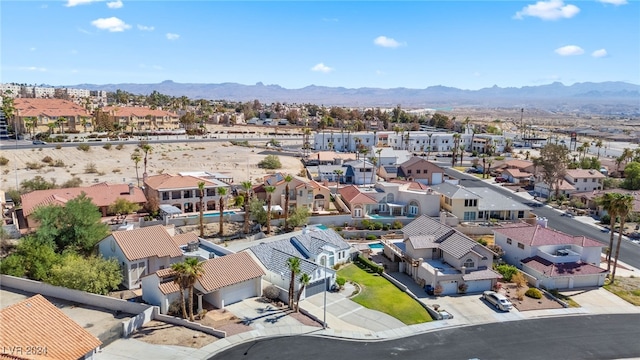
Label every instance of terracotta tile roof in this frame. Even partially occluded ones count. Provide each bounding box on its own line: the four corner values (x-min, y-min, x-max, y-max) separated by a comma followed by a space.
338, 185, 378, 205
502, 159, 534, 170
14, 98, 88, 118
21, 183, 147, 217
197, 252, 265, 292
522, 256, 607, 277
309, 151, 357, 162
389, 179, 430, 190
571, 190, 640, 212
144, 174, 224, 190
502, 168, 531, 178
159, 281, 180, 295
102, 106, 178, 118
0, 295, 101, 360
494, 224, 602, 247
172, 232, 199, 247
111, 225, 183, 261
565, 169, 606, 179
155, 268, 176, 278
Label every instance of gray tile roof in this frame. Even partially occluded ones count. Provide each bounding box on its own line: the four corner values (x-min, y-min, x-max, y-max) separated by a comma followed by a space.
401, 215, 455, 240
439, 232, 483, 260
431, 183, 480, 199
407, 235, 439, 249
466, 187, 532, 212
295, 228, 351, 252
248, 245, 318, 283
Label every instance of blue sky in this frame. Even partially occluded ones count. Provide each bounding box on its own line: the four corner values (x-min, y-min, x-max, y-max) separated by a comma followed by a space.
1, 0, 638, 90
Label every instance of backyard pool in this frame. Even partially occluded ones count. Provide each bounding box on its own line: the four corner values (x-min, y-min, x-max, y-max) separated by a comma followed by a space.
368, 242, 384, 250
315, 224, 328, 230
187, 211, 236, 218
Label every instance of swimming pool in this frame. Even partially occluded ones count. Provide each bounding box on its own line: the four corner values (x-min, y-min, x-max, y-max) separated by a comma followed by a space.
368, 242, 384, 249
315, 224, 328, 230
188, 211, 236, 218
368, 214, 394, 219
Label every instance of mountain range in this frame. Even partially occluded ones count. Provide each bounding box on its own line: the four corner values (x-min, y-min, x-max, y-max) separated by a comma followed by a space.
71, 80, 640, 115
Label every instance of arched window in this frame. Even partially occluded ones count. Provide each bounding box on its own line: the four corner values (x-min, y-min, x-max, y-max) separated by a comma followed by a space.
386, 193, 395, 203
408, 200, 419, 215
463, 259, 474, 268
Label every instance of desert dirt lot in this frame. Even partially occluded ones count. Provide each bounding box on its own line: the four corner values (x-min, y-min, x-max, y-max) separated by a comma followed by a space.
2, 134, 306, 191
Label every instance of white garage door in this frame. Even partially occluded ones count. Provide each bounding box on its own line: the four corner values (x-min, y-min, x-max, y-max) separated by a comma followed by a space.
432, 173, 443, 185
553, 277, 570, 290
221, 280, 257, 306
439, 280, 458, 295
572, 275, 598, 289
465, 280, 492, 294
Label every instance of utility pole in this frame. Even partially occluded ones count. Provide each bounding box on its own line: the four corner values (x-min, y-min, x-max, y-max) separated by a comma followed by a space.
520, 108, 524, 140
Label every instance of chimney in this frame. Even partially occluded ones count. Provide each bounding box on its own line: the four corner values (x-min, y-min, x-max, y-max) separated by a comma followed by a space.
439, 211, 447, 224
461, 265, 467, 274
302, 224, 309, 234
128, 183, 134, 195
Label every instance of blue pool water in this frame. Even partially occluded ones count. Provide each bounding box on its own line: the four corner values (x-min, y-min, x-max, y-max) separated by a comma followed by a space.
188, 211, 236, 218
315, 224, 328, 230
368, 243, 384, 249
368, 214, 394, 219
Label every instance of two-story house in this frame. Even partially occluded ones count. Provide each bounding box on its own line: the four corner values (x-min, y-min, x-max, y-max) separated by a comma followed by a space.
254, 173, 334, 213
144, 173, 231, 214
564, 169, 605, 193
397, 157, 445, 185
493, 223, 607, 289
13, 98, 90, 134
102, 106, 180, 130
362, 181, 441, 217
430, 182, 482, 222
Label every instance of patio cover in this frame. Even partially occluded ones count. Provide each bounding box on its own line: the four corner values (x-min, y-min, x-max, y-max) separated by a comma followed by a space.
159, 204, 182, 216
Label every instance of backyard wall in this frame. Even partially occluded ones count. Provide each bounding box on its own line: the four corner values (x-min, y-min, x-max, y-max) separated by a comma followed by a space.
154, 312, 226, 338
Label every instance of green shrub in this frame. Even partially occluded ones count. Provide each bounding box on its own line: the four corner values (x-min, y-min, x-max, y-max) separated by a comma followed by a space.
103, 143, 112, 150
115, 144, 124, 150
41, 156, 53, 163
392, 220, 403, 229
52, 160, 65, 167
366, 234, 377, 240
525, 288, 543, 299
0, 156, 9, 166
258, 155, 282, 169
55, 144, 62, 150
77, 143, 90, 152
336, 277, 346, 287
495, 264, 519, 282
25, 162, 44, 170
356, 254, 383, 274
84, 162, 98, 174
478, 239, 488, 246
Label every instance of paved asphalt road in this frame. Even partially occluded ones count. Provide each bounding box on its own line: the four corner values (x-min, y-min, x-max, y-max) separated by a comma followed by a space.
210, 314, 640, 360
445, 168, 640, 269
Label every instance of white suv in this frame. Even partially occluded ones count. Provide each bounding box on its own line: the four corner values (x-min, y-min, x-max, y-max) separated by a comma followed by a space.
482, 291, 513, 311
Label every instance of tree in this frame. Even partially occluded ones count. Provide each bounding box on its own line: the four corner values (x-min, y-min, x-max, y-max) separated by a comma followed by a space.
295, 273, 311, 312
249, 198, 267, 226
47, 253, 122, 295
452, 133, 461, 167
32, 193, 109, 254
108, 198, 140, 216
622, 162, 640, 190
283, 174, 293, 230
611, 194, 634, 283
183, 258, 204, 321
539, 144, 570, 200
265, 186, 276, 234
24, 117, 36, 138
286, 257, 301, 309
217, 187, 227, 236
171, 261, 189, 319
258, 155, 282, 169
597, 193, 621, 271
57, 117, 67, 134
139, 141, 153, 176
131, 151, 142, 187
20, 175, 57, 192
333, 169, 343, 200
287, 207, 310, 229
241, 181, 253, 234
595, 139, 603, 159
0, 236, 60, 281
198, 181, 205, 237
2, 96, 16, 134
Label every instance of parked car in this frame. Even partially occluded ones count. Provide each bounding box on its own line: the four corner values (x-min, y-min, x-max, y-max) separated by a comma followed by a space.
495, 177, 508, 183
560, 212, 574, 218
32, 140, 47, 145
482, 291, 513, 311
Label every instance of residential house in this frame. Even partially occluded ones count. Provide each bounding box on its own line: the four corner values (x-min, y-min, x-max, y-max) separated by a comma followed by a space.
430, 183, 482, 222
371, 147, 412, 167
255, 173, 334, 213
355, 181, 441, 218
397, 157, 445, 185
144, 173, 231, 214
534, 180, 576, 198
247, 228, 351, 301
12, 98, 90, 134
493, 159, 536, 184
97, 225, 184, 289
501, 168, 534, 184
569, 189, 640, 218
305, 151, 357, 166
400, 215, 502, 295
19, 183, 147, 229
0, 294, 102, 360
142, 252, 265, 314
101, 106, 180, 130
493, 223, 607, 289
338, 185, 379, 218
564, 169, 605, 193
343, 159, 377, 185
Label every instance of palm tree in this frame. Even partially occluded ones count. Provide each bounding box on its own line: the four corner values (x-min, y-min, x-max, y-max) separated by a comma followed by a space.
360, 148, 369, 183
283, 174, 293, 230
57, 116, 67, 134
595, 139, 603, 159
80, 116, 89, 133
198, 181, 205, 237
333, 169, 343, 207
131, 151, 142, 187
217, 187, 227, 237
295, 273, 311, 312
183, 258, 204, 321
611, 194, 634, 282
265, 185, 276, 234
170, 262, 189, 319
597, 193, 620, 272
24, 117, 36, 138
241, 181, 253, 234
452, 133, 461, 167
286, 257, 301, 309
427, 133, 433, 159
369, 156, 378, 183
47, 122, 56, 135
139, 142, 153, 176
376, 148, 383, 172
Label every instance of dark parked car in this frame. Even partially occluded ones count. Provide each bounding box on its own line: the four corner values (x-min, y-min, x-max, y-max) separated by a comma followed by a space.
32, 140, 47, 145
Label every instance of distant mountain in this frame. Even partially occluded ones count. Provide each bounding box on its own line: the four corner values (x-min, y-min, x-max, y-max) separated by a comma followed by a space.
70, 80, 640, 115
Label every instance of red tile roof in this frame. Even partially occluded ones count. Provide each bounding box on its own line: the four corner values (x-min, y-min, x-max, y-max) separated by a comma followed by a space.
522, 256, 607, 277
111, 225, 183, 261
102, 106, 178, 118
0, 295, 101, 360
172, 232, 199, 247
144, 174, 220, 190
197, 252, 265, 292
389, 179, 430, 190
565, 169, 606, 179
14, 98, 89, 118
338, 185, 378, 205
21, 183, 147, 217
494, 224, 602, 247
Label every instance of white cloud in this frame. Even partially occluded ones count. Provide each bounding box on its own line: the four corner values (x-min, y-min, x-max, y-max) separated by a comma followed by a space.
91, 17, 131, 32
78, 27, 92, 35
373, 36, 405, 48
166, 33, 180, 40
66, 0, 103, 7
71, 69, 79, 73
555, 45, 584, 56
19, 66, 47, 72
137, 24, 154, 31
514, 0, 580, 20
592, 49, 608, 58
473, 72, 481, 77
599, 0, 627, 5
106, 0, 123, 9
311, 63, 333, 73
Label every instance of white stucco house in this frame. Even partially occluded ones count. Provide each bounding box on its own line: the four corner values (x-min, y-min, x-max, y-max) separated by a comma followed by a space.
141, 252, 265, 314
493, 223, 607, 289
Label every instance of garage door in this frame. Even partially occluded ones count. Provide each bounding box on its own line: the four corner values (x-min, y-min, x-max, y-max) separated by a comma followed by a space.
465, 280, 492, 294
572, 275, 598, 289
305, 279, 328, 297
221, 280, 257, 306
439, 280, 458, 295
553, 277, 570, 290
431, 173, 443, 185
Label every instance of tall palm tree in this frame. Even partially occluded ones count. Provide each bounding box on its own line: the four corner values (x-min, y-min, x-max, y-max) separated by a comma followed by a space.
360, 148, 369, 183
131, 151, 142, 187
283, 174, 293, 230
369, 156, 378, 183
295, 273, 311, 312
286, 257, 301, 309
217, 187, 227, 237
611, 194, 634, 282
139, 142, 153, 176
170, 262, 189, 319
241, 181, 253, 234
376, 148, 383, 172
452, 133, 461, 167
333, 169, 343, 207
595, 139, 603, 159
198, 181, 205, 237
57, 116, 67, 134
24, 117, 36, 138
597, 193, 620, 272
47, 122, 56, 135
265, 185, 276, 234
183, 258, 205, 321
80, 116, 89, 133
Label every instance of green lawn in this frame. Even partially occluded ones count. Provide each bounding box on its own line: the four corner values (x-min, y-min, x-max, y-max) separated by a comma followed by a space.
604, 277, 640, 306
337, 264, 432, 324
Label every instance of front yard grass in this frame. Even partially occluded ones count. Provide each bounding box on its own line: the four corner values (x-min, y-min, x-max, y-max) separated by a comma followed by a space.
337, 263, 432, 324
604, 277, 640, 306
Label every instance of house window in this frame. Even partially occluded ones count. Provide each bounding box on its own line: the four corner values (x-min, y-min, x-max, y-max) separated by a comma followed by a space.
463, 212, 476, 221
407, 170, 412, 175
517, 211, 524, 218
409, 204, 419, 215
463, 259, 474, 268
416, 170, 421, 174
507, 238, 512, 245
518, 242, 525, 249
171, 191, 181, 199
354, 207, 362, 217
464, 199, 477, 207
206, 188, 216, 197
183, 190, 192, 198
478, 211, 485, 219
162, 192, 170, 201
